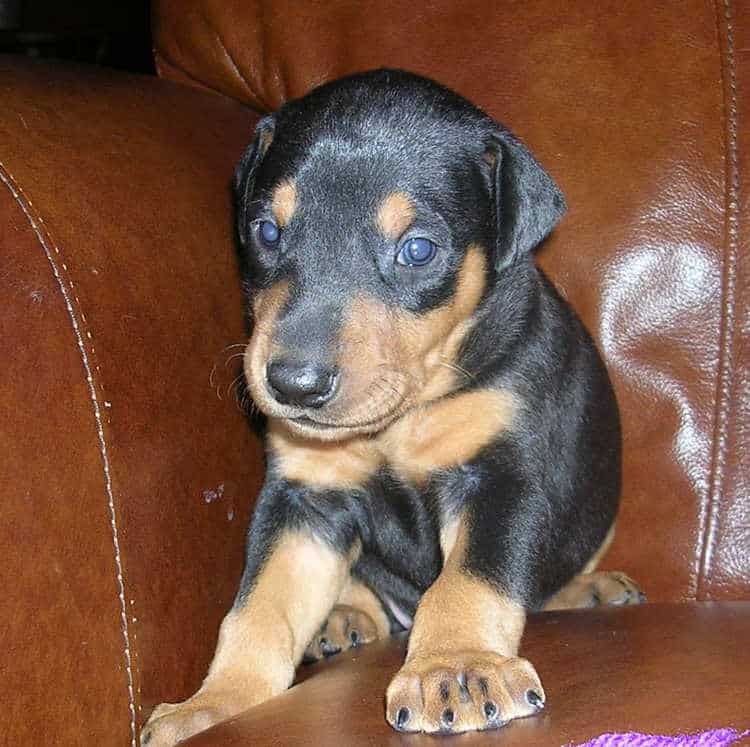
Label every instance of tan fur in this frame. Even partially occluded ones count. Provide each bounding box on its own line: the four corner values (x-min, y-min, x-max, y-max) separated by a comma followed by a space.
269, 385, 515, 490
337, 577, 392, 638
271, 179, 297, 227
263, 245, 508, 474
406, 522, 525, 658
385, 520, 543, 734
439, 517, 461, 564
243, 281, 290, 415
386, 649, 543, 733
207, 531, 353, 686
268, 420, 381, 490
418, 318, 476, 403
400, 246, 488, 404
542, 523, 647, 611
142, 530, 354, 745
244, 245, 488, 443
381, 389, 517, 485
304, 604, 381, 660
543, 570, 643, 610
377, 191, 416, 240
259, 127, 274, 154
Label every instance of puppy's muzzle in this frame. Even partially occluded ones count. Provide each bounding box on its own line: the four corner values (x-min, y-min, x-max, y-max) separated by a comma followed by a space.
266, 358, 339, 409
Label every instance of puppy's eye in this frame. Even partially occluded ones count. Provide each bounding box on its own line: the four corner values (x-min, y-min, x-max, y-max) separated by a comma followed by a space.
257, 220, 281, 248
396, 237, 436, 267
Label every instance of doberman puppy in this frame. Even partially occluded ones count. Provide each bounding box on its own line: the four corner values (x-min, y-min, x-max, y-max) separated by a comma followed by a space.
143, 69, 644, 744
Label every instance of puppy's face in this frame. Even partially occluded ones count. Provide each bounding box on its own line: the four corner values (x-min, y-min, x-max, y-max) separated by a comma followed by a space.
235, 71, 564, 442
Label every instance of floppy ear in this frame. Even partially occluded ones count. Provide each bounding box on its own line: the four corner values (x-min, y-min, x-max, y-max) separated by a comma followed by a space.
234, 114, 276, 245
487, 128, 567, 271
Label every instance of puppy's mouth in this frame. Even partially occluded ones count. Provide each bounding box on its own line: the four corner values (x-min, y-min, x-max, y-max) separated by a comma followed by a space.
281, 396, 408, 440
264, 371, 411, 441
244, 336, 411, 441
288, 405, 401, 432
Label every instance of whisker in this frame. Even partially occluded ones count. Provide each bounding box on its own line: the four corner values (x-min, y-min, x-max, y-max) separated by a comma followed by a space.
224, 352, 246, 367
438, 359, 476, 383
236, 390, 252, 415
226, 372, 246, 402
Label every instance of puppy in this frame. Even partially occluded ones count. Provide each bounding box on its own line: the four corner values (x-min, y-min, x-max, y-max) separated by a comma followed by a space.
143, 69, 643, 744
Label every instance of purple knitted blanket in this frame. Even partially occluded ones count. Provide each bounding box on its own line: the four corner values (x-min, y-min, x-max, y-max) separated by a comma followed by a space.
574, 729, 749, 747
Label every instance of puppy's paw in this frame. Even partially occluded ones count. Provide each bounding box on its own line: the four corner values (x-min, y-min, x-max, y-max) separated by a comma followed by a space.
140, 686, 270, 747
545, 570, 646, 611
385, 651, 545, 734
303, 604, 379, 662
140, 699, 221, 746
588, 571, 646, 606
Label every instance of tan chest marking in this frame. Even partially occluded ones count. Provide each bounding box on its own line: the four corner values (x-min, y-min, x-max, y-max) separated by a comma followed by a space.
379, 388, 517, 485
268, 420, 382, 490
269, 387, 516, 490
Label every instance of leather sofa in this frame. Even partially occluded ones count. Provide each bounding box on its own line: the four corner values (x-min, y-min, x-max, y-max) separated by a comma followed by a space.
1, 1, 747, 744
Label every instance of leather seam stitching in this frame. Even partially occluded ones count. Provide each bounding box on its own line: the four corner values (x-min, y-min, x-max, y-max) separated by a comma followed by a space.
698, 0, 739, 600
0, 162, 138, 745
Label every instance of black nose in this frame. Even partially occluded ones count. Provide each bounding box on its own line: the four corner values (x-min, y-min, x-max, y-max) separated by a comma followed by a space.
266, 359, 338, 408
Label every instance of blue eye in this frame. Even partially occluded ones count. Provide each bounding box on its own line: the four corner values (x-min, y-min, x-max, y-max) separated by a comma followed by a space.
258, 220, 280, 247
396, 237, 437, 267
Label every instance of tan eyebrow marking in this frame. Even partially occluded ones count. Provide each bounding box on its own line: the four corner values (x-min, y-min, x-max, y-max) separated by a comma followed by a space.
271, 180, 297, 227
376, 191, 416, 240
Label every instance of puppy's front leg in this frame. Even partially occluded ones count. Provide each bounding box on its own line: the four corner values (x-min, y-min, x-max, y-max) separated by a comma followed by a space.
385, 521, 544, 734
142, 479, 355, 746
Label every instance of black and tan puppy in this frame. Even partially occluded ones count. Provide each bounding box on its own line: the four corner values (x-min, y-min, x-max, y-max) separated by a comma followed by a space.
143, 69, 644, 744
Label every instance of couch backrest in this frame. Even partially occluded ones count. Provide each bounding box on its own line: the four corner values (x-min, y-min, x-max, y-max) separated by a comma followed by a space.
152, 0, 750, 603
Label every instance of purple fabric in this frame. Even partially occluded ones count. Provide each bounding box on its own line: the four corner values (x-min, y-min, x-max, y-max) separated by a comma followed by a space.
573, 729, 749, 747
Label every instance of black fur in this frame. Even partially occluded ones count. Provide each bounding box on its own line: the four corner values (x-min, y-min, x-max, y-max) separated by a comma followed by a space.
233, 69, 620, 620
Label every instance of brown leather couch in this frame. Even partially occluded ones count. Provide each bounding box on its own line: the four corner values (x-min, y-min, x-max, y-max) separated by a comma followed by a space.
1, 1, 748, 745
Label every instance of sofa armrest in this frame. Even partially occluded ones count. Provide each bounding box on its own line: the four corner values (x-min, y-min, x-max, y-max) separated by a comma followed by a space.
182, 603, 750, 746
0, 57, 261, 745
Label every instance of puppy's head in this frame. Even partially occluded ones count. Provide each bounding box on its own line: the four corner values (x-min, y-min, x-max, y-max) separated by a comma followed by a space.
235, 69, 565, 442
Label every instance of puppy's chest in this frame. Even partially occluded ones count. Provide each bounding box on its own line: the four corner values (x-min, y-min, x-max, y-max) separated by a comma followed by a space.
269, 387, 517, 490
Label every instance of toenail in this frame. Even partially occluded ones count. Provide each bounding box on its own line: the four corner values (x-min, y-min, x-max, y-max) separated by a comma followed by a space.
478, 677, 489, 697
439, 680, 450, 702
396, 707, 411, 729
526, 689, 545, 710
483, 700, 498, 720
441, 708, 455, 727
457, 675, 470, 702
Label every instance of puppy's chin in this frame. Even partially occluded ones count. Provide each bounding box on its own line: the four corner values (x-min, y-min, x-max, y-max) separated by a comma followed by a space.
270, 406, 395, 442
